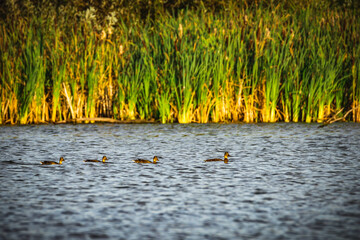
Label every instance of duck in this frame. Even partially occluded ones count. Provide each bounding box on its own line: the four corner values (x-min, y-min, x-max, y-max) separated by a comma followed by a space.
204, 152, 230, 163
133, 156, 159, 164
83, 156, 108, 163
41, 157, 65, 165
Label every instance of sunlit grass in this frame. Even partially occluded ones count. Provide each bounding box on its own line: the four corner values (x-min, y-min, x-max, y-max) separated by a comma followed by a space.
0, 1, 359, 124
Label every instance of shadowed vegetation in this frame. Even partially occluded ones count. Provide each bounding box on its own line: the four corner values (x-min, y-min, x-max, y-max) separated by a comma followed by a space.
0, 0, 359, 124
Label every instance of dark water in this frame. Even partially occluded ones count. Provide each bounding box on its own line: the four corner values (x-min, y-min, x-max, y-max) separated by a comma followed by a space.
0, 123, 360, 240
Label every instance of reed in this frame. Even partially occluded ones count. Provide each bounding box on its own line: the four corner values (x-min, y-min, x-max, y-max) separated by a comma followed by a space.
0, 0, 359, 124
19, 21, 47, 124
49, 25, 65, 122
352, 44, 360, 122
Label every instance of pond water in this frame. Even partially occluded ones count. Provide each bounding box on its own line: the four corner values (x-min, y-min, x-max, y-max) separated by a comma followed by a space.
0, 123, 360, 240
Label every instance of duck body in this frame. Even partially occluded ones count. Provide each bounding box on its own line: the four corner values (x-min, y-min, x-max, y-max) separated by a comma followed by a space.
133, 156, 158, 164
83, 160, 101, 163
204, 158, 223, 162
41, 157, 65, 165
204, 152, 230, 163
83, 156, 108, 163
133, 159, 153, 163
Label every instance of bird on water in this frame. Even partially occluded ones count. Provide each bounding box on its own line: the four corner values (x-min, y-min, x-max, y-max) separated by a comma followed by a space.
133, 156, 159, 164
40, 157, 65, 165
83, 156, 108, 163
204, 152, 231, 163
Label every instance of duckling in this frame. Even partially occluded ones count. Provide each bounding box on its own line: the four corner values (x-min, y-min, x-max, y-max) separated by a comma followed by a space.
41, 157, 65, 165
83, 156, 108, 163
204, 152, 230, 163
133, 156, 159, 164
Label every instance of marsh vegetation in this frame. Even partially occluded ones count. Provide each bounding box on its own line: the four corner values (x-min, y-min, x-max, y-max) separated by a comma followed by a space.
1, 0, 359, 124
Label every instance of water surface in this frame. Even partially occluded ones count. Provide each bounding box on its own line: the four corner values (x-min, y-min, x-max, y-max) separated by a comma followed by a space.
0, 123, 359, 239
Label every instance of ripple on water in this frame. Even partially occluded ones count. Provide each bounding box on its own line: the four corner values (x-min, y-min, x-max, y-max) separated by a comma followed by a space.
0, 123, 360, 239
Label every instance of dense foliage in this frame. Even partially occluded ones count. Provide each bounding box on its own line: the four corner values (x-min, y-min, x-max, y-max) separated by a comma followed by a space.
1, 0, 359, 124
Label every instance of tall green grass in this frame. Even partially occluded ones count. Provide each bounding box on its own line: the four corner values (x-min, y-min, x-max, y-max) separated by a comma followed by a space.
0, 0, 359, 124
